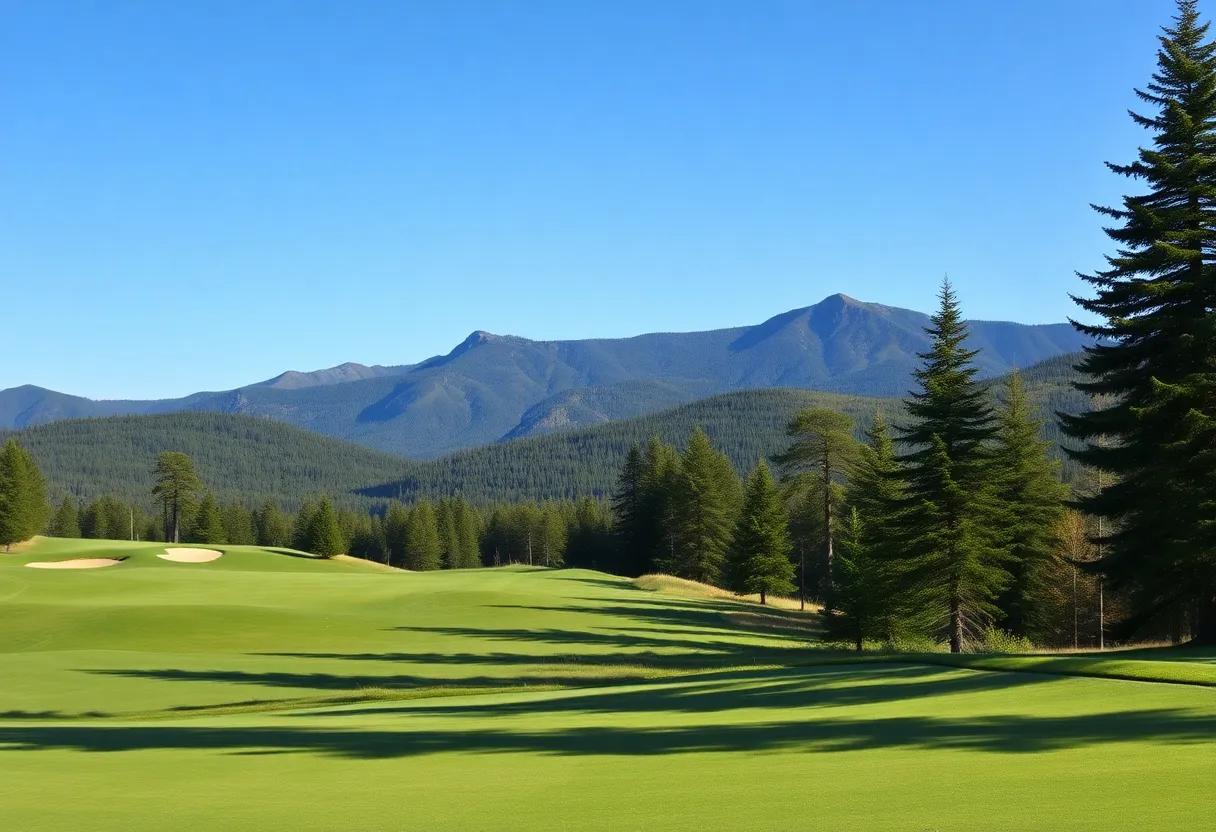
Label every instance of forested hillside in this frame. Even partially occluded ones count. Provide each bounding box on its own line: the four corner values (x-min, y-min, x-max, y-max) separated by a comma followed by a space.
4, 354, 1085, 508
2, 413, 411, 509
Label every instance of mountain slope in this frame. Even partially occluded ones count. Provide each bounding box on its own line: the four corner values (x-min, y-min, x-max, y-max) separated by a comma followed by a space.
0, 294, 1091, 457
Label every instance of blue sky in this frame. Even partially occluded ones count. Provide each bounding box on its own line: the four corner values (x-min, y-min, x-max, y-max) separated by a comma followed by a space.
1, 0, 1174, 398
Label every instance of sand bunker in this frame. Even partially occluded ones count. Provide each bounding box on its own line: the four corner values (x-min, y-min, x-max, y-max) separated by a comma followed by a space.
158, 548, 223, 563
25, 558, 122, 570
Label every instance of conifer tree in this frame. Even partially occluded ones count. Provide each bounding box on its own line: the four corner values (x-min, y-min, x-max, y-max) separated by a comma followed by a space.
254, 501, 293, 547
292, 499, 318, 552
1061, 0, 1216, 643
992, 371, 1069, 639
452, 499, 483, 568
641, 437, 683, 573
0, 440, 49, 550
186, 492, 226, 545
437, 499, 461, 569
830, 412, 911, 649
152, 452, 201, 544
612, 443, 649, 575
48, 495, 82, 539
382, 502, 410, 567
305, 496, 346, 558
894, 281, 1007, 653
666, 427, 742, 584
773, 409, 858, 601
537, 502, 567, 567
725, 461, 794, 604
221, 502, 256, 545
403, 499, 442, 570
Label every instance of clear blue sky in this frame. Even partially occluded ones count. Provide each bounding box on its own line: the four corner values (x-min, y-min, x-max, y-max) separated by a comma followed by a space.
1, 0, 1175, 399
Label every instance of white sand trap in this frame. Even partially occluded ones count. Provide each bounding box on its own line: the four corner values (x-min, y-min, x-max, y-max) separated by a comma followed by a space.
26, 558, 122, 570
159, 548, 223, 563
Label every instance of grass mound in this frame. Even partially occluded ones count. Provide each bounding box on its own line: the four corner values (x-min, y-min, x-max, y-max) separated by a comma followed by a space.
634, 573, 816, 612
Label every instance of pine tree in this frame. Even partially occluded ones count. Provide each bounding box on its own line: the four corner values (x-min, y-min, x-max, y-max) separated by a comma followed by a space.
894, 281, 1007, 653
383, 502, 411, 567
773, 409, 858, 601
254, 501, 293, 547
152, 452, 201, 544
452, 499, 483, 568
0, 440, 50, 550
292, 499, 318, 552
403, 499, 442, 570
48, 495, 82, 539
831, 412, 913, 649
186, 492, 226, 545
437, 499, 461, 569
992, 371, 1069, 639
612, 443, 649, 575
305, 496, 346, 558
725, 461, 794, 604
641, 437, 683, 573
665, 427, 741, 585
537, 502, 567, 567
1061, 0, 1216, 643
221, 502, 256, 545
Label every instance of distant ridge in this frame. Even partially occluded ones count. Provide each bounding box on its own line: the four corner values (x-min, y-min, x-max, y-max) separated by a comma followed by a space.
0, 294, 1090, 458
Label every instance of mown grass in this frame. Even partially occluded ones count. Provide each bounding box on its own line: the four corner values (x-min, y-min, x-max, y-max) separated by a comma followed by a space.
1, 538, 1214, 831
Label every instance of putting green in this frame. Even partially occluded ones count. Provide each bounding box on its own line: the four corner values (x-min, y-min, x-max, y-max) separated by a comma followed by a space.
1, 537, 1212, 830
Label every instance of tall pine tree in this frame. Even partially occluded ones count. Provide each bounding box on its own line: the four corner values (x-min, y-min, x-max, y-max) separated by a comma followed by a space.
725, 461, 794, 604
403, 500, 443, 571
611, 443, 649, 576
665, 427, 742, 585
186, 492, 226, 545
894, 281, 1007, 653
992, 371, 1068, 639
0, 440, 49, 550
48, 495, 82, 539
305, 496, 346, 558
1062, 0, 1216, 643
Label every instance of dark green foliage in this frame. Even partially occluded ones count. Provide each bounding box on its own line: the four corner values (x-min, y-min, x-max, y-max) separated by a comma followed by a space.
254, 501, 293, 548
0, 439, 49, 549
220, 502, 256, 546
152, 451, 201, 544
992, 372, 1069, 639
1062, 0, 1216, 643
304, 496, 346, 558
452, 499, 484, 568
663, 427, 743, 585
383, 503, 410, 568
725, 461, 794, 603
611, 443, 648, 576
893, 282, 1008, 653
831, 413, 913, 649
566, 498, 616, 571
773, 408, 858, 602
403, 500, 442, 571
292, 500, 318, 553
186, 493, 226, 545
47, 495, 81, 539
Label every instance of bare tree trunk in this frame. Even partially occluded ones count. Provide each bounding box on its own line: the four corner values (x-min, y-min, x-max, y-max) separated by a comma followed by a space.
822, 454, 834, 599
760, 590, 767, 606
1072, 566, 1079, 650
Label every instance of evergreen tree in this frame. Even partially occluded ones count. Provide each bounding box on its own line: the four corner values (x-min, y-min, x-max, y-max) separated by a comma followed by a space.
383, 502, 411, 567
1061, 0, 1216, 643
221, 502, 256, 546
831, 413, 911, 649
773, 409, 858, 601
452, 499, 483, 568
403, 500, 442, 570
0, 440, 50, 550
725, 461, 794, 604
186, 492, 226, 545
641, 437, 683, 573
537, 502, 568, 567
612, 443, 649, 575
437, 499, 461, 569
292, 499, 318, 552
48, 495, 82, 539
305, 496, 346, 558
894, 281, 1007, 653
152, 452, 201, 543
568, 497, 615, 571
665, 427, 742, 585
992, 371, 1069, 639
254, 501, 293, 547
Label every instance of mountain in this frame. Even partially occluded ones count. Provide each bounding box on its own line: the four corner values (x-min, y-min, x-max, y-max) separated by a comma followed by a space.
9, 353, 1086, 510
0, 294, 1091, 458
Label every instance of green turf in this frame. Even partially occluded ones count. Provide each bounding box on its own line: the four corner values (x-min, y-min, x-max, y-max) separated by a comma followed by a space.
2, 538, 1213, 830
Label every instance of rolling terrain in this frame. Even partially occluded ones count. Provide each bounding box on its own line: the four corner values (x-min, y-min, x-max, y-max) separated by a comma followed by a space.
0, 294, 1090, 457
6, 353, 1088, 508
1, 538, 1212, 831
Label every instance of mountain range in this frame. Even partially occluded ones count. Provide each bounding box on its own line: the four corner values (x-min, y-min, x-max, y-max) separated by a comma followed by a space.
0, 294, 1090, 458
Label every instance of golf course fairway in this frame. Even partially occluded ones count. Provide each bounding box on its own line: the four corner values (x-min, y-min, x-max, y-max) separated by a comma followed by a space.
2, 537, 1213, 830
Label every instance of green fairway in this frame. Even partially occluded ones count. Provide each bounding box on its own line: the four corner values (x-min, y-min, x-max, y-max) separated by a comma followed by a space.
2, 538, 1213, 831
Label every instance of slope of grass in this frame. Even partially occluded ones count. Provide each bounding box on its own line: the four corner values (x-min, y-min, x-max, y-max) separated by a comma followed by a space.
2, 538, 1213, 830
